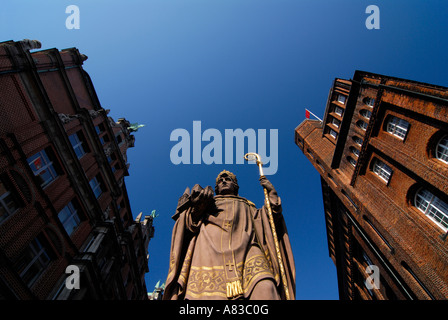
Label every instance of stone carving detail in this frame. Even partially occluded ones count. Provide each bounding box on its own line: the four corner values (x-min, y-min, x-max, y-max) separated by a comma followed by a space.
58, 113, 80, 124
89, 110, 101, 118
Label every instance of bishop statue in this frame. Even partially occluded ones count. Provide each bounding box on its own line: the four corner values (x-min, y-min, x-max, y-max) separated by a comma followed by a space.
163, 170, 295, 300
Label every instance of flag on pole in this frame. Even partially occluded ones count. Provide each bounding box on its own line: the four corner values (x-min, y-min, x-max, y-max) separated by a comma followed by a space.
305, 109, 322, 122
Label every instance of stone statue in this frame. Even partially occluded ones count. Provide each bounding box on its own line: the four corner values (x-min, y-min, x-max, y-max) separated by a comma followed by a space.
163, 170, 295, 300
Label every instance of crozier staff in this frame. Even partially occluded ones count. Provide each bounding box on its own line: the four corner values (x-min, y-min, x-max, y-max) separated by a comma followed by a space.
163, 166, 295, 300
244, 152, 291, 300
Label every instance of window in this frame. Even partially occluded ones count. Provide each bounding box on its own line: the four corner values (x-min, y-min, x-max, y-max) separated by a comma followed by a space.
436, 135, 448, 164
332, 118, 341, 128
307, 149, 314, 159
337, 94, 347, 104
357, 120, 368, 131
350, 146, 360, 158
353, 136, 363, 146
334, 106, 344, 116
27, 149, 58, 188
360, 109, 372, 119
0, 178, 20, 223
364, 97, 375, 107
69, 132, 86, 159
95, 123, 105, 135
115, 134, 124, 146
58, 201, 81, 236
89, 176, 104, 199
415, 189, 448, 231
372, 159, 393, 183
348, 156, 357, 167
386, 116, 409, 140
95, 124, 109, 145
330, 129, 338, 139
15, 237, 52, 287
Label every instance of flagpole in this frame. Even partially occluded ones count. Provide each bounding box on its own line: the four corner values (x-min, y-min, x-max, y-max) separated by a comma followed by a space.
305, 108, 322, 122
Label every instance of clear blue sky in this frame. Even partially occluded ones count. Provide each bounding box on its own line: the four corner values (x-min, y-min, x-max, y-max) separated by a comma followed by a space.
2, 0, 448, 300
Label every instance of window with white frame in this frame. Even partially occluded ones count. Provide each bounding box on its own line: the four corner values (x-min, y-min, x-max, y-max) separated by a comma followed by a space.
0, 178, 20, 223
415, 188, 448, 231
436, 135, 448, 164
27, 149, 58, 188
69, 132, 86, 159
89, 176, 103, 199
15, 236, 51, 287
58, 201, 81, 236
386, 116, 410, 140
372, 159, 393, 183
337, 94, 347, 104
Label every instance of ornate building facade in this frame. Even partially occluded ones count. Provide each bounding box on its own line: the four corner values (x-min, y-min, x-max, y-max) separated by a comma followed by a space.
295, 71, 448, 299
0, 39, 154, 299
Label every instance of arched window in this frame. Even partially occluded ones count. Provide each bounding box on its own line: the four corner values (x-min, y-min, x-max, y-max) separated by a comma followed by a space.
353, 136, 363, 146
363, 97, 375, 107
360, 109, 372, 119
350, 146, 360, 158
386, 116, 409, 140
436, 135, 448, 164
347, 156, 357, 167
357, 120, 368, 131
372, 158, 393, 183
415, 188, 448, 231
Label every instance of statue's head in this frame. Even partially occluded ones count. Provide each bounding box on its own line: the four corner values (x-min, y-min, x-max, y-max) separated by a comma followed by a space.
215, 170, 239, 196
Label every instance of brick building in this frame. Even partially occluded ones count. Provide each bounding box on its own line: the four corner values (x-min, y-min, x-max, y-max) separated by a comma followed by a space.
0, 39, 154, 299
295, 70, 448, 299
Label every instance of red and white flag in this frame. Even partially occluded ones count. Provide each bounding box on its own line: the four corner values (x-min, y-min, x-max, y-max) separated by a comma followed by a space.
305, 109, 322, 122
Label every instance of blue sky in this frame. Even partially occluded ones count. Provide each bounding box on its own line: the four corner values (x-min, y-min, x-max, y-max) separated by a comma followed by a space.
2, 0, 448, 300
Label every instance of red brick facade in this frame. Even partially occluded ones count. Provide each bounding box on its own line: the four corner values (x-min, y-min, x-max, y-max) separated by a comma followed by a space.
0, 39, 153, 299
295, 71, 448, 299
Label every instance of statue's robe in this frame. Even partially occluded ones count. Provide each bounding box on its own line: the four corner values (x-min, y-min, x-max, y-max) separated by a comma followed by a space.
163, 186, 296, 300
